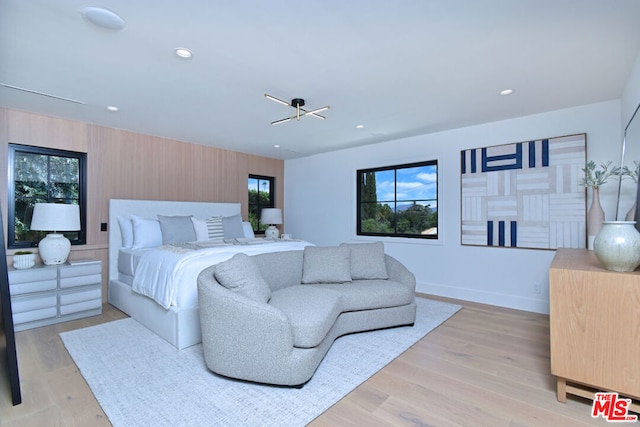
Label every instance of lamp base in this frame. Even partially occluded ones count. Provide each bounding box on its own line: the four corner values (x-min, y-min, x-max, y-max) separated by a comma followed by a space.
264, 225, 280, 239
38, 234, 71, 265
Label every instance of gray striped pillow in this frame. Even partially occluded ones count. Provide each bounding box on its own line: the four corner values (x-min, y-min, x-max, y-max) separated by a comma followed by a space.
205, 216, 224, 241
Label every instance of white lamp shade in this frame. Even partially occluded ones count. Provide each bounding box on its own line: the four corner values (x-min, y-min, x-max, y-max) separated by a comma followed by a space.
260, 208, 282, 225
30, 203, 81, 231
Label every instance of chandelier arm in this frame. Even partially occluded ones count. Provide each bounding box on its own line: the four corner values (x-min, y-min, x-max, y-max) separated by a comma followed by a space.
271, 116, 294, 125
264, 93, 290, 106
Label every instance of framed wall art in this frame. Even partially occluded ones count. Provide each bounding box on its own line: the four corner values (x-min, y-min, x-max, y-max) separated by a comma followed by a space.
461, 133, 586, 249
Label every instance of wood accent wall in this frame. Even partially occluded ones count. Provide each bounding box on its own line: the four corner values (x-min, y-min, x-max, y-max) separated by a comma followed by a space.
1, 107, 284, 300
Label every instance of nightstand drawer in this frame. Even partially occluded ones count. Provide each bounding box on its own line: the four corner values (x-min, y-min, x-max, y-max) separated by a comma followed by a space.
8, 267, 57, 295
59, 273, 101, 288
60, 287, 101, 306
59, 263, 101, 278
12, 294, 57, 314
9, 278, 57, 295
60, 299, 101, 316
13, 307, 58, 325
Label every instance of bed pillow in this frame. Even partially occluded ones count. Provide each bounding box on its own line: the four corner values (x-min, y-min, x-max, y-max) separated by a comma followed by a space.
204, 216, 225, 241
191, 218, 209, 241
242, 221, 255, 238
222, 214, 244, 239
157, 215, 196, 245
117, 216, 134, 248
131, 216, 163, 249
339, 241, 388, 280
301, 246, 352, 284
214, 253, 271, 303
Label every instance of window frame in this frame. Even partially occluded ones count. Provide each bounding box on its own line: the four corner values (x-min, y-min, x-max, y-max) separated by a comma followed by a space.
7, 143, 87, 249
356, 159, 438, 240
248, 174, 275, 234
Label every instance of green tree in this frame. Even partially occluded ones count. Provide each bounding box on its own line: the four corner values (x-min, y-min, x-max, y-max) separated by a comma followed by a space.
361, 172, 378, 221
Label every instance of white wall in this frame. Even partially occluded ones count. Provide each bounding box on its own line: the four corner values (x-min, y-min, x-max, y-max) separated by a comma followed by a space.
284, 100, 622, 314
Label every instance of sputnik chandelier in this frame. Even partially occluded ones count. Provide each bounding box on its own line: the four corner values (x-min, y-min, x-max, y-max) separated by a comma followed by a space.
264, 93, 330, 125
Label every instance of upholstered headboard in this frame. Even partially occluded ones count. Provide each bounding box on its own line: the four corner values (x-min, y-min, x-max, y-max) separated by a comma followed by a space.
108, 199, 241, 282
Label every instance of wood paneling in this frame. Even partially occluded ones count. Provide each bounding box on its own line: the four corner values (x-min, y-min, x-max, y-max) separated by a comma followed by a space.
1, 107, 284, 301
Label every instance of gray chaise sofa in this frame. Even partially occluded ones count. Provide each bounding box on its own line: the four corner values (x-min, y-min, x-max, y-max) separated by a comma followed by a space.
197, 242, 416, 386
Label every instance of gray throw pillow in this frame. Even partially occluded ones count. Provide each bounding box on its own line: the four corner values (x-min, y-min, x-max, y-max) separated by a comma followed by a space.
340, 241, 388, 280
157, 215, 196, 244
214, 253, 271, 303
301, 246, 352, 284
222, 214, 245, 239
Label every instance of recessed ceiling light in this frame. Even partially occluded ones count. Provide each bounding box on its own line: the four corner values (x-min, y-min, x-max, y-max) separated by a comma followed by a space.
80, 7, 126, 30
274, 144, 281, 148
356, 124, 364, 129
107, 106, 119, 112
500, 89, 514, 96
175, 48, 193, 59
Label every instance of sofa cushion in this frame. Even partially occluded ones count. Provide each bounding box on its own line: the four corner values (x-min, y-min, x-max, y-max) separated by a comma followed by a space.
311, 280, 414, 311
340, 242, 388, 280
301, 246, 352, 284
214, 253, 271, 303
269, 286, 342, 348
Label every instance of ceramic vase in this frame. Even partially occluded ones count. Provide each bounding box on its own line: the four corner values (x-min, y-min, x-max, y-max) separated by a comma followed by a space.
13, 253, 35, 269
593, 221, 640, 272
587, 186, 605, 250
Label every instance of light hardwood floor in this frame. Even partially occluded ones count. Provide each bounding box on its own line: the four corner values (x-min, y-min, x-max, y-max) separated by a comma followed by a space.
0, 296, 612, 427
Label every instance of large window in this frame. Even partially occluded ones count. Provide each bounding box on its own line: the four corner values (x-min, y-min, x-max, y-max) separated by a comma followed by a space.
248, 174, 275, 234
357, 160, 438, 239
8, 144, 87, 248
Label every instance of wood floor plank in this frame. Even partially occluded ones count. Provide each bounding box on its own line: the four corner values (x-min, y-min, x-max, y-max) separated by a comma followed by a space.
1, 297, 610, 426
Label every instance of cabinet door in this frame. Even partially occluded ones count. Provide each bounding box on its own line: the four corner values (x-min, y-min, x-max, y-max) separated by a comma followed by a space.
550, 267, 640, 397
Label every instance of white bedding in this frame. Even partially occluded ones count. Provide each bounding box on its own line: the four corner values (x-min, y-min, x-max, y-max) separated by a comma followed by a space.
131, 239, 312, 309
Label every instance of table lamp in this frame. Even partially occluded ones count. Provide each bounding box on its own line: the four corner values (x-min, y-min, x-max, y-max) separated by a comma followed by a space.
260, 208, 282, 239
30, 203, 80, 265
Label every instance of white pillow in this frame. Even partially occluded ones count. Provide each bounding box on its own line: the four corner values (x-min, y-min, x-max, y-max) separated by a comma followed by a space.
131, 216, 163, 249
242, 221, 255, 238
117, 216, 133, 248
191, 218, 209, 241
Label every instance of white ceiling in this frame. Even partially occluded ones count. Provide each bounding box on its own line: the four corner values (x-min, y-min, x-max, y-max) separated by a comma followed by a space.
1, 1, 640, 160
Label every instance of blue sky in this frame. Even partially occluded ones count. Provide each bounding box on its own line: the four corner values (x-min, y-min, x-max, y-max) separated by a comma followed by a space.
374, 165, 437, 206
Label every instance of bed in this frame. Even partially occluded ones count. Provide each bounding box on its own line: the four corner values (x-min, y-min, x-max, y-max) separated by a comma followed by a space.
108, 199, 310, 349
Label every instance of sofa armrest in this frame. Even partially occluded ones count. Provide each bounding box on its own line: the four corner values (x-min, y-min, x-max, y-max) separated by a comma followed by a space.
197, 266, 295, 380
384, 254, 416, 291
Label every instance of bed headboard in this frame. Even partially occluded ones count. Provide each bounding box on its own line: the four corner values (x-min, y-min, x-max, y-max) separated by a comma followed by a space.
108, 199, 241, 283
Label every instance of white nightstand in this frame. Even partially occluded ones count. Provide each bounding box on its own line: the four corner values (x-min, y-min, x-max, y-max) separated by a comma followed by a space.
8, 260, 102, 331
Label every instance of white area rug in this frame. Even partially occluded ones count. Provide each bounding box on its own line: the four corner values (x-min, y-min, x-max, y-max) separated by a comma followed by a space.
61, 298, 460, 427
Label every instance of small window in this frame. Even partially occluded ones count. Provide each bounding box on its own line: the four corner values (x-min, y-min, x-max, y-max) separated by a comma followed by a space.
8, 144, 87, 248
248, 174, 275, 234
357, 160, 438, 239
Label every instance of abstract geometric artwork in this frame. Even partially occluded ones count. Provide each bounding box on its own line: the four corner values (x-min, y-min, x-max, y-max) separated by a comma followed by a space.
461, 133, 586, 249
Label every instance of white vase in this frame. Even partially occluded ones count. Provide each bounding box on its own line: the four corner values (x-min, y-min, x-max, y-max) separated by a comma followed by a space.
587, 186, 605, 250
13, 253, 35, 269
593, 221, 640, 272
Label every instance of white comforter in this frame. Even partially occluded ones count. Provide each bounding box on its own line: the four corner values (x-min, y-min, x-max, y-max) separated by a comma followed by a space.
132, 239, 312, 309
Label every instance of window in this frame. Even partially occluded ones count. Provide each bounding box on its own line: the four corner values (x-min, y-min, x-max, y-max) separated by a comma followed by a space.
8, 144, 87, 248
357, 160, 438, 239
248, 174, 275, 234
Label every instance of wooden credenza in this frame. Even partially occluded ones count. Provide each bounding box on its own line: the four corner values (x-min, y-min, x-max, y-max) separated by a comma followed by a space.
549, 248, 640, 410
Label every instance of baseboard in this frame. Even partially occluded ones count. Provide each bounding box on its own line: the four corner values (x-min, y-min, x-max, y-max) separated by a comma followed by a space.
416, 281, 550, 314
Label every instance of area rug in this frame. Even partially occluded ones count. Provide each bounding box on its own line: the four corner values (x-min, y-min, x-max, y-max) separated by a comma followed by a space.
60, 297, 460, 427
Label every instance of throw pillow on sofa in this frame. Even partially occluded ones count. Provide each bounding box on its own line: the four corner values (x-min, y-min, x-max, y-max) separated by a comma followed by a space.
301, 246, 352, 284
214, 253, 271, 303
340, 241, 388, 280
